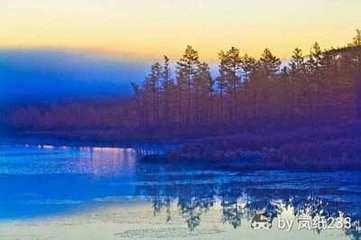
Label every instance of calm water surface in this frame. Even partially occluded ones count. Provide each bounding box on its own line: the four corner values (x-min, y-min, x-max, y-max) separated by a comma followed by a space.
0, 142, 360, 239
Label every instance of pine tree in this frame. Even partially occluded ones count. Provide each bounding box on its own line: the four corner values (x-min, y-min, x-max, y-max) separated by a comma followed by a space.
289, 48, 308, 124
194, 62, 214, 124
176, 45, 200, 124
259, 48, 281, 78
241, 54, 257, 122
143, 62, 162, 126
310, 42, 336, 124
290, 48, 304, 72
255, 49, 281, 122
218, 47, 243, 122
160, 56, 176, 125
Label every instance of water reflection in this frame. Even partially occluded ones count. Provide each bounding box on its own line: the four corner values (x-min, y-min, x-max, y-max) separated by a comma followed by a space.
77, 146, 136, 177
135, 163, 361, 239
0, 143, 164, 176
0, 143, 360, 239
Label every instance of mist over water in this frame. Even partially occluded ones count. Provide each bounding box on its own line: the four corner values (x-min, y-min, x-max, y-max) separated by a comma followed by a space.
0, 49, 151, 104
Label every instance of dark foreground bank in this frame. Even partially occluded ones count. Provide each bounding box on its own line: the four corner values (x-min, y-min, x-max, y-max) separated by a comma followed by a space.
4, 121, 361, 171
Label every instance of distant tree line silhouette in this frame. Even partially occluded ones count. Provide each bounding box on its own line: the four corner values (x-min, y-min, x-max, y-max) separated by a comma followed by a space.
132, 30, 361, 131
4, 30, 361, 139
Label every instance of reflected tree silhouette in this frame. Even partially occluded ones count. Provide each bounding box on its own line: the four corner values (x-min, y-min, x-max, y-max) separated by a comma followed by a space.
177, 183, 215, 231
221, 200, 248, 229
219, 179, 251, 228
134, 163, 360, 238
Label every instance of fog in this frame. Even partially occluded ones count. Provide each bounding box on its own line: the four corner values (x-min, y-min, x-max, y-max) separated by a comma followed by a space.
0, 49, 151, 104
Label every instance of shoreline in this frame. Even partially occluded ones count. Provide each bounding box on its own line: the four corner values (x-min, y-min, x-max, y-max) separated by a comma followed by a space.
0, 133, 181, 149
3, 121, 361, 172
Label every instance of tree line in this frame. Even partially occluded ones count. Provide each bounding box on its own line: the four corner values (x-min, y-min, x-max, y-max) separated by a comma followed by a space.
132, 30, 361, 131
4, 31, 361, 138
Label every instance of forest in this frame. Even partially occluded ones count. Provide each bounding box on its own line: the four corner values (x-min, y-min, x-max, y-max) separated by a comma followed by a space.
2, 30, 361, 142
132, 30, 361, 131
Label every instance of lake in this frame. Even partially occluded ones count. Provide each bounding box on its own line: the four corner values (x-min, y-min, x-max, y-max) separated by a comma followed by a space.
0, 141, 360, 239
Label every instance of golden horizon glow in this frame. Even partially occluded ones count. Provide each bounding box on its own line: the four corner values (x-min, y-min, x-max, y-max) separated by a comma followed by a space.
1, 0, 360, 60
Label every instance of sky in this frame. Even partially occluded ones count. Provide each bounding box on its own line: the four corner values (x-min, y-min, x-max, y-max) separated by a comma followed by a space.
0, 49, 151, 104
1, 0, 361, 60
0, 0, 360, 103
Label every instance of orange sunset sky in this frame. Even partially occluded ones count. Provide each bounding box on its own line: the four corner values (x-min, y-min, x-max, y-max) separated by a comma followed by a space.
1, 0, 361, 60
